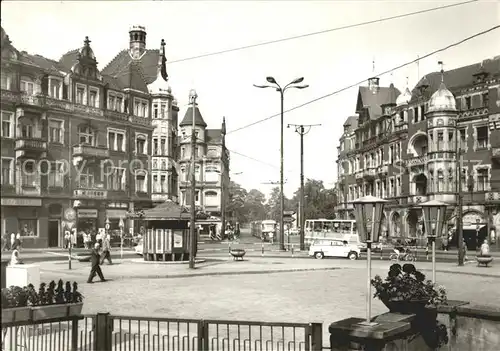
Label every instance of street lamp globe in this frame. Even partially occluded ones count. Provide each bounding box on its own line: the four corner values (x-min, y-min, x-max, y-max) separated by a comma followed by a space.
351, 195, 388, 243
421, 200, 448, 239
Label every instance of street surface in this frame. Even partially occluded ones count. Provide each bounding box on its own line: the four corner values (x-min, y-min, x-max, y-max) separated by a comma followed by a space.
36, 256, 499, 340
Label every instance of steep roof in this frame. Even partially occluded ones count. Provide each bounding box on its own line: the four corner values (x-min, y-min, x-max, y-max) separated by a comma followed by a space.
101, 49, 160, 85
410, 56, 500, 102
59, 49, 80, 71
19, 52, 67, 75
356, 84, 401, 120
342, 116, 358, 133
206, 129, 222, 143
180, 105, 207, 127
142, 200, 190, 220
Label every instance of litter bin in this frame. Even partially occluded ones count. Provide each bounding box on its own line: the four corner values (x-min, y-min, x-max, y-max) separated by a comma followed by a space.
1, 258, 10, 289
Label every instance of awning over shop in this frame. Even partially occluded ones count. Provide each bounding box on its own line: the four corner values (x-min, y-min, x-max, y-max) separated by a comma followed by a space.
462, 224, 486, 231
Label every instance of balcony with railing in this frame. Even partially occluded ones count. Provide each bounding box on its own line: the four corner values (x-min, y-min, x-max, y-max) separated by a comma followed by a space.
72, 144, 110, 160
377, 165, 388, 176
355, 170, 364, 180
15, 138, 47, 154
363, 167, 376, 179
17, 174, 41, 196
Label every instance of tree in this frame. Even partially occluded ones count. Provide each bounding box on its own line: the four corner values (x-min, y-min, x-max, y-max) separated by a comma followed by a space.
245, 189, 268, 222
290, 179, 338, 221
226, 181, 247, 223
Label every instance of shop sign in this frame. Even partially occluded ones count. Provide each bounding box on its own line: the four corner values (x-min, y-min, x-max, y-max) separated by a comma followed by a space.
1, 198, 41, 207
106, 209, 127, 218
77, 209, 98, 218
462, 213, 484, 226
173, 231, 183, 248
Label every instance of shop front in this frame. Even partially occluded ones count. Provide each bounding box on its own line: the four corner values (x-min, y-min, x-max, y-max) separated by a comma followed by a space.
1, 198, 47, 248
76, 208, 98, 247
105, 207, 128, 246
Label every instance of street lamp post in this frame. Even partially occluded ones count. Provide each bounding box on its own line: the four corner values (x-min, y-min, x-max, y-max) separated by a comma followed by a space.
189, 89, 198, 269
351, 195, 388, 326
254, 77, 309, 250
421, 200, 448, 283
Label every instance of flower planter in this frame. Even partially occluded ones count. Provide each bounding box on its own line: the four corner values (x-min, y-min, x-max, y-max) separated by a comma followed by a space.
382, 299, 429, 315
476, 255, 493, 267
31, 302, 84, 321
230, 249, 246, 261
1, 306, 31, 324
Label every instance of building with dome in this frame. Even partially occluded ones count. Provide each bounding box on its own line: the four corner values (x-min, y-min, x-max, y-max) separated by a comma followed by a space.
335, 57, 500, 248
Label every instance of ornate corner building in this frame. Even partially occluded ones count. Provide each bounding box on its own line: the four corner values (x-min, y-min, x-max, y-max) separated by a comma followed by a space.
0, 24, 229, 248
335, 57, 500, 246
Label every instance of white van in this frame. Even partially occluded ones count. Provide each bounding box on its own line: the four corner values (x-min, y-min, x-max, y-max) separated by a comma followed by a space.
308, 239, 361, 260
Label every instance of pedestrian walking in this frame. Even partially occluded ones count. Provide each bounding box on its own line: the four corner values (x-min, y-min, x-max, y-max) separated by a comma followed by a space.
14, 233, 22, 250
2, 232, 9, 251
100, 234, 113, 265
10, 233, 15, 251
87, 243, 106, 284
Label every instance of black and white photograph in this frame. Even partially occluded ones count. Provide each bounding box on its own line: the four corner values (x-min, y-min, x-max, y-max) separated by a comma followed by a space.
1, 0, 499, 350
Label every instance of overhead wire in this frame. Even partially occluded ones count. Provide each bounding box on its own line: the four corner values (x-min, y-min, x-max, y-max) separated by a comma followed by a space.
108, 1, 478, 78
227, 24, 500, 134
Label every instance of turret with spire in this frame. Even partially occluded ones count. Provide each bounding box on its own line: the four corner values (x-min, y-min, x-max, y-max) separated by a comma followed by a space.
147, 39, 172, 96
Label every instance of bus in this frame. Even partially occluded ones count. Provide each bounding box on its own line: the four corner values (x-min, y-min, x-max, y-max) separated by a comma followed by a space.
251, 220, 278, 242
304, 219, 358, 247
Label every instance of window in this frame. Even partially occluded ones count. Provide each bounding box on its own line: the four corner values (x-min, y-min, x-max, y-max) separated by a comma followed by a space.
482, 93, 489, 107
428, 171, 434, 193
20, 79, 34, 95
413, 107, 419, 123
107, 167, 125, 191
181, 168, 187, 182
48, 120, 64, 143
181, 147, 186, 159
161, 160, 166, 170
152, 160, 158, 170
77, 168, 94, 188
195, 191, 200, 203
448, 131, 454, 147
1, 111, 14, 138
89, 89, 98, 107
161, 138, 166, 155
153, 104, 158, 118
459, 128, 466, 150
116, 96, 123, 112
396, 177, 401, 196
161, 175, 167, 192
437, 170, 444, 192
108, 95, 116, 111
19, 219, 37, 237
153, 138, 159, 155
48, 162, 65, 187
437, 131, 444, 149
476, 126, 488, 149
476, 168, 489, 191
465, 96, 471, 110
76, 86, 86, 104
136, 135, 146, 154
1, 72, 12, 90
135, 171, 147, 193
20, 124, 33, 138
78, 126, 95, 145
389, 178, 395, 197
1, 158, 14, 185
160, 104, 166, 118
50, 80, 61, 99
108, 130, 125, 152
20, 161, 37, 187
134, 98, 149, 117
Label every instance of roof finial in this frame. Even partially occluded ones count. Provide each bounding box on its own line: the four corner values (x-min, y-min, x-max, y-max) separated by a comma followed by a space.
159, 39, 168, 81
84, 36, 90, 47
372, 57, 375, 74
406, 76, 409, 87
438, 61, 444, 82
222, 116, 226, 135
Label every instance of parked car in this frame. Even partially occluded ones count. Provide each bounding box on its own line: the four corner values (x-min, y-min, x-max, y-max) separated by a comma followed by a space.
358, 242, 383, 253
308, 239, 361, 260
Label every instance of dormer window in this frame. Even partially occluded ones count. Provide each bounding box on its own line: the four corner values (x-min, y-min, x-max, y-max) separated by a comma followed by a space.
134, 98, 149, 118
89, 87, 99, 107
76, 84, 86, 104
50, 79, 62, 99
20, 78, 34, 95
107, 92, 124, 112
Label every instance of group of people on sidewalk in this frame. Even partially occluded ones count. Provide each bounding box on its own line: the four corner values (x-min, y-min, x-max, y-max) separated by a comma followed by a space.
87, 234, 113, 284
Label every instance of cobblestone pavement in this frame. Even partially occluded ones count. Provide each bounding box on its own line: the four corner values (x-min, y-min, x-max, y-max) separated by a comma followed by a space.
34, 256, 500, 340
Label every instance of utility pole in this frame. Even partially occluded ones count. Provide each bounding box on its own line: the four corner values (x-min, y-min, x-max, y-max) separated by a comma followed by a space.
456, 125, 464, 266
221, 117, 227, 241
288, 123, 321, 250
189, 89, 198, 269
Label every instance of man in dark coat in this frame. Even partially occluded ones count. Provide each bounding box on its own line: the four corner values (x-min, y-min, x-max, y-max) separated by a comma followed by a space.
87, 243, 106, 284
100, 234, 112, 265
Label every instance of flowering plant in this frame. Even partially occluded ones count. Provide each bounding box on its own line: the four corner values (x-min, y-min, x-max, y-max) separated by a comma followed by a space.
371, 263, 447, 306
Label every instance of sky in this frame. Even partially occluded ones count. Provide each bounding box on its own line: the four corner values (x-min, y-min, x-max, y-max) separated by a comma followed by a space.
2, 0, 499, 199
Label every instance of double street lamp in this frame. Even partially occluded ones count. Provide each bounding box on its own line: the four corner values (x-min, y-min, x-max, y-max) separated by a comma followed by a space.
254, 77, 309, 250
421, 200, 448, 283
351, 195, 388, 326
